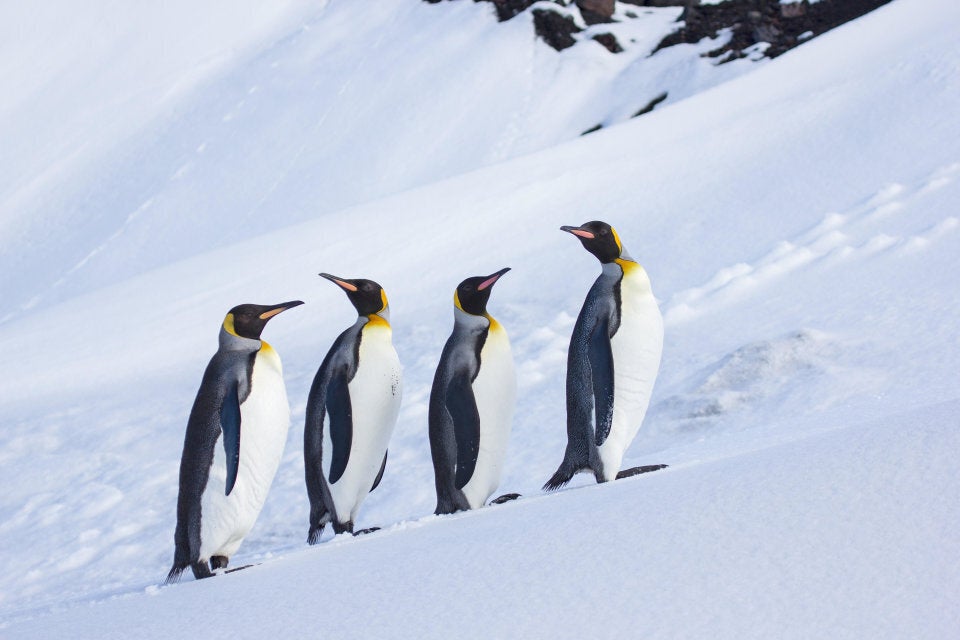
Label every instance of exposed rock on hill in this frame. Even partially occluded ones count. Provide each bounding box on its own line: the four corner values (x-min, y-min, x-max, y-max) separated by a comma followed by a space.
428, 0, 893, 63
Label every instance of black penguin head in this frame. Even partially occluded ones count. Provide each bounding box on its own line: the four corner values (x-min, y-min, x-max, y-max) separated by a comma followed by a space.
561, 221, 624, 263
455, 267, 510, 316
320, 273, 388, 317
224, 301, 304, 340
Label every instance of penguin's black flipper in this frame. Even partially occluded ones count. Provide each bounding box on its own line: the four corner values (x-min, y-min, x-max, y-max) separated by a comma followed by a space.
221, 382, 242, 496
616, 464, 668, 479
326, 371, 354, 484
446, 373, 481, 490
370, 450, 387, 492
590, 315, 615, 447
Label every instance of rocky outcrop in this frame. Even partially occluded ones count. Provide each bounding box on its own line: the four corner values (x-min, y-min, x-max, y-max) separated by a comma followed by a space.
576, 0, 615, 24
532, 8, 580, 51
429, 0, 893, 63
654, 0, 895, 62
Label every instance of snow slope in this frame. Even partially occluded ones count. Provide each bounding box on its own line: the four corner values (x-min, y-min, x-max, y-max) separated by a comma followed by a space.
2, 0, 959, 636
0, 0, 756, 323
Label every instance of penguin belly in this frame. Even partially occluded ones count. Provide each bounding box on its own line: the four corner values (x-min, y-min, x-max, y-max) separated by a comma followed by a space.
199, 346, 289, 561
460, 324, 516, 509
326, 323, 401, 524
597, 265, 663, 481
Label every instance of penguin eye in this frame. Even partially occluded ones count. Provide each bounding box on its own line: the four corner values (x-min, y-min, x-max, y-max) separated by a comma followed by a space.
599, 228, 609, 236
362, 283, 375, 292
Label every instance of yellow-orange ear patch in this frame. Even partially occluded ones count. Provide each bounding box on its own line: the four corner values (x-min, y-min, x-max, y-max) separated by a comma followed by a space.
223, 313, 238, 336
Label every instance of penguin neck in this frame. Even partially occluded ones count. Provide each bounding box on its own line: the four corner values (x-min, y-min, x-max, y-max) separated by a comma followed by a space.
219, 326, 262, 352
601, 261, 625, 279
453, 306, 491, 333
608, 255, 653, 294
362, 305, 391, 329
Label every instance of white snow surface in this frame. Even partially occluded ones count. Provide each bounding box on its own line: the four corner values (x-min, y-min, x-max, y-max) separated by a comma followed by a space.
1, 0, 959, 637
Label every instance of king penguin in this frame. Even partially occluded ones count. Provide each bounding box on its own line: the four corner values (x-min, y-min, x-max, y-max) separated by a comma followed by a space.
167, 300, 303, 582
429, 268, 517, 514
543, 221, 665, 491
304, 274, 402, 543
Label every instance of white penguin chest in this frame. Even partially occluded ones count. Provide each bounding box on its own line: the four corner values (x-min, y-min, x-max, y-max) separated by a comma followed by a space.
238, 346, 291, 483
599, 263, 663, 472
461, 321, 516, 508
610, 265, 663, 376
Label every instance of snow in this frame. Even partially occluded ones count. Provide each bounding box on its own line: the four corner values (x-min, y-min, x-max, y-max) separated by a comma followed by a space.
2, 0, 959, 637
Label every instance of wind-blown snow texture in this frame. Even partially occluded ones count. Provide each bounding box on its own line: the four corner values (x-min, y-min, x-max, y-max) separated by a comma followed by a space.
1, 0, 959, 637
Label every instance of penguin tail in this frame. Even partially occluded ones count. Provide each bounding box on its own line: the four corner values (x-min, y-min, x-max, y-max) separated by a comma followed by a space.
164, 564, 186, 585
307, 522, 326, 545
542, 460, 578, 492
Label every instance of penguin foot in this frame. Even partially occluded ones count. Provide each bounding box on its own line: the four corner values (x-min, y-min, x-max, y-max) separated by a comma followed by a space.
332, 520, 354, 535
210, 555, 229, 570
353, 527, 381, 536
616, 464, 668, 480
190, 560, 214, 580
490, 493, 521, 504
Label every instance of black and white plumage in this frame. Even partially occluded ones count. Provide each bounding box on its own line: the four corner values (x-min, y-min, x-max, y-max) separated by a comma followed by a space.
544, 221, 665, 491
429, 268, 516, 514
167, 300, 303, 583
304, 274, 401, 543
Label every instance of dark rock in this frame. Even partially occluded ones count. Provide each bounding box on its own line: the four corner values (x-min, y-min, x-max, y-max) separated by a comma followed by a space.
532, 8, 581, 51
581, 123, 603, 136
577, 0, 615, 24
781, 1, 807, 18
632, 91, 668, 117
620, 0, 693, 6
485, 0, 539, 22
653, 0, 894, 62
593, 32, 624, 53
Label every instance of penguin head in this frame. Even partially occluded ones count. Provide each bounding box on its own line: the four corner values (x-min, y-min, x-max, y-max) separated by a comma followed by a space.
223, 301, 304, 340
454, 267, 510, 316
320, 273, 388, 318
560, 221, 625, 263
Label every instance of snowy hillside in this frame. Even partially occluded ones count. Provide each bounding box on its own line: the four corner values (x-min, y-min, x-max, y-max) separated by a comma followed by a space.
0, 0, 760, 324
2, 0, 959, 637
